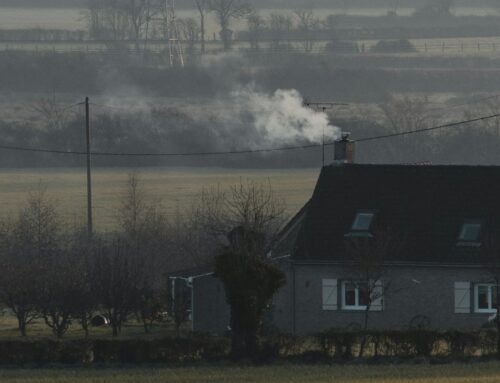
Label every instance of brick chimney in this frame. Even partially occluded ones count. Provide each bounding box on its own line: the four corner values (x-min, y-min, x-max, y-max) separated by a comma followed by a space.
334, 132, 355, 164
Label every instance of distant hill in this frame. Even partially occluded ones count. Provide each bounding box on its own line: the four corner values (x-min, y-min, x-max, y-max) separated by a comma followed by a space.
0, 0, 497, 9
0, 0, 83, 6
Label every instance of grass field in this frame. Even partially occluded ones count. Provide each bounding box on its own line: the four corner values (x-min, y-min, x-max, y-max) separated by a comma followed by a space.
0, 313, 179, 340
2, 363, 500, 383
0, 167, 319, 230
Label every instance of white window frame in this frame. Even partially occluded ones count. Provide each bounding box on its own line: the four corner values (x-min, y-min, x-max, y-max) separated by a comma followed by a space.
474, 284, 498, 313
341, 281, 368, 311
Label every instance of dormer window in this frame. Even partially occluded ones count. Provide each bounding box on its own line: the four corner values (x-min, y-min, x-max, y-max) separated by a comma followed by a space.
346, 210, 376, 237
457, 220, 481, 246
352, 212, 374, 231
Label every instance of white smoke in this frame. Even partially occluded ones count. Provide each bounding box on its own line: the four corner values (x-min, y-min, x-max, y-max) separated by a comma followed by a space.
230, 88, 341, 148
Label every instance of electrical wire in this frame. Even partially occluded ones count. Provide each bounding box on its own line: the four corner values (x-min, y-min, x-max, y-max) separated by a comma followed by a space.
0, 113, 499, 157
355, 113, 500, 143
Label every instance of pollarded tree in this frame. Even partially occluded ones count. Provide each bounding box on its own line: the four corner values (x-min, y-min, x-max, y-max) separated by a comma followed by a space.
209, 0, 252, 50
197, 180, 287, 359
193, 180, 286, 245
215, 233, 286, 359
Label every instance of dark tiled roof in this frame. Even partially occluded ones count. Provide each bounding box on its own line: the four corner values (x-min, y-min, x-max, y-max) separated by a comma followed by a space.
270, 201, 309, 258
294, 164, 500, 264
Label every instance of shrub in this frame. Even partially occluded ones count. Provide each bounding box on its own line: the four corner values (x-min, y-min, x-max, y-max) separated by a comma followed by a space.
443, 330, 479, 358
371, 39, 417, 53
325, 40, 360, 54
317, 329, 359, 360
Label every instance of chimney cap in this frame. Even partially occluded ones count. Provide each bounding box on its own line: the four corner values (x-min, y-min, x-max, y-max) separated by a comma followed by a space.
340, 132, 352, 141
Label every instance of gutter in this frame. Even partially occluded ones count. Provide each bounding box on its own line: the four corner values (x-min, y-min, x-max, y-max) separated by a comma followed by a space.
289, 259, 488, 269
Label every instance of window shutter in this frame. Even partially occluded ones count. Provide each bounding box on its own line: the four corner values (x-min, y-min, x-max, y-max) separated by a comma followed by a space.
322, 279, 338, 310
370, 280, 384, 311
454, 282, 471, 313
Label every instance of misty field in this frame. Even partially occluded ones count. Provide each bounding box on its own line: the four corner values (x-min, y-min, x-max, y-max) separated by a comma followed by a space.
0, 167, 318, 230
2, 363, 500, 383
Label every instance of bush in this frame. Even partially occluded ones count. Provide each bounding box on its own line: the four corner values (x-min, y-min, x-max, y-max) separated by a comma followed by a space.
0, 336, 230, 365
443, 330, 479, 358
371, 39, 417, 53
325, 40, 360, 54
317, 329, 359, 360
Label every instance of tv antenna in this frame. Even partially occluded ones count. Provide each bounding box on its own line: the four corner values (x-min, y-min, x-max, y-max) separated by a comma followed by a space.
303, 100, 349, 166
166, 0, 185, 68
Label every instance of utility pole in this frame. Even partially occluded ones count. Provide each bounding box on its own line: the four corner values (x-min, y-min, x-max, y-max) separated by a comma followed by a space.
85, 97, 93, 239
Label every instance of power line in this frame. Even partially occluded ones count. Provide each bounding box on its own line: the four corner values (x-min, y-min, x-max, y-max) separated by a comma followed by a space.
425, 94, 500, 113
0, 142, 323, 157
60, 101, 85, 111
1, 113, 500, 157
355, 113, 500, 143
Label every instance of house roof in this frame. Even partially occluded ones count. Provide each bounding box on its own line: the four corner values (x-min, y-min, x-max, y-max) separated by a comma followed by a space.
294, 163, 500, 265
270, 200, 309, 258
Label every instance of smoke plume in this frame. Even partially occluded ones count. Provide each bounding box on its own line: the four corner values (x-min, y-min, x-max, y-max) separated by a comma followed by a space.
228, 88, 340, 148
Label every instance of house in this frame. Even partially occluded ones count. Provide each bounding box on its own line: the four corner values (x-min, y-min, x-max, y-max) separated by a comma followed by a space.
189, 136, 500, 335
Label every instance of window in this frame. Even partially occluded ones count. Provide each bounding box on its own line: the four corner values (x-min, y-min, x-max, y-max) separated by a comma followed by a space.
341, 281, 369, 310
474, 284, 498, 313
347, 211, 376, 237
458, 221, 481, 246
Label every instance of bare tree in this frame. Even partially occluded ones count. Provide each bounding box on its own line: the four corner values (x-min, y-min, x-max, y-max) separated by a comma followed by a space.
246, 12, 265, 50
481, 233, 500, 358
209, 0, 251, 50
268, 13, 288, 50
117, 173, 169, 333
379, 95, 431, 160
33, 96, 73, 131
37, 250, 86, 338
345, 228, 402, 357
194, 0, 209, 53
123, 0, 149, 50
388, 0, 400, 15
85, 0, 104, 39
178, 18, 200, 52
193, 180, 286, 247
293, 8, 320, 52
90, 237, 145, 337
143, 0, 162, 54
0, 187, 61, 336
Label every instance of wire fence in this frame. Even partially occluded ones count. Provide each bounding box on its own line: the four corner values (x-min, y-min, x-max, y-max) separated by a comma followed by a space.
2, 37, 500, 57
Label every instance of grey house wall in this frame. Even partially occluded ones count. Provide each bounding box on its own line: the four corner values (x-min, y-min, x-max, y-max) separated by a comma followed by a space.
192, 261, 494, 335
192, 274, 230, 334
272, 262, 495, 334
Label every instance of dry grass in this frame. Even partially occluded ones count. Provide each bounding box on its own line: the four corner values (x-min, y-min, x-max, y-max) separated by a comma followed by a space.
2, 363, 500, 383
0, 314, 180, 340
0, 167, 319, 230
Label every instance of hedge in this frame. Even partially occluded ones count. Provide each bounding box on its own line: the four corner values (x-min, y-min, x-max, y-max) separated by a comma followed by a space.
0, 330, 497, 365
0, 335, 230, 365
